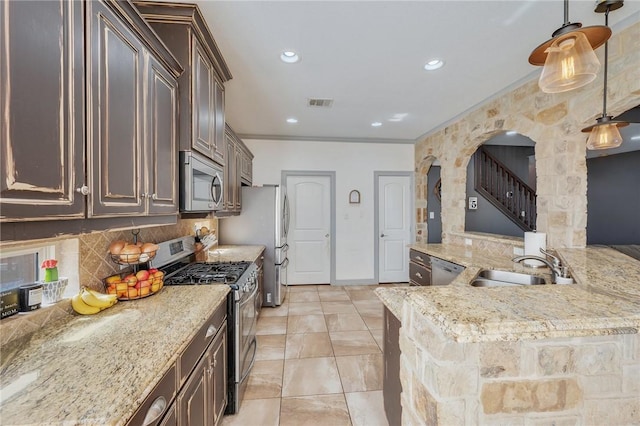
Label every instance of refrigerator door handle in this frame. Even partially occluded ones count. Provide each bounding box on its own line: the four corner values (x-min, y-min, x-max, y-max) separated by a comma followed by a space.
280, 257, 289, 268
283, 194, 290, 238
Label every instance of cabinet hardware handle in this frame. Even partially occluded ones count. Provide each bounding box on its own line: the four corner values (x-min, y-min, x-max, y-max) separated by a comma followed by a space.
151, 193, 157, 200
141, 396, 167, 426
415, 272, 423, 279
205, 324, 217, 338
416, 256, 424, 262
76, 185, 89, 195
140, 193, 148, 199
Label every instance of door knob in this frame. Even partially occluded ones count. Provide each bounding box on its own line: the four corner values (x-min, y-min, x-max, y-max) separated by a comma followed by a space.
325, 234, 329, 238
381, 233, 386, 237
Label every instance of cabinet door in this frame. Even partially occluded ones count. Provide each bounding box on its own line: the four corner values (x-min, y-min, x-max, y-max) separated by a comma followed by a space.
212, 80, 226, 167
0, 0, 84, 221
224, 134, 236, 211
191, 37, 215, 159
235, 145, 242, 210
88, 1, 145, 217
178, 357, 208, 426
147, 55, 179, 215
210, 322, 227, 426
383, 307, 402, 426
240, 150, 253, 185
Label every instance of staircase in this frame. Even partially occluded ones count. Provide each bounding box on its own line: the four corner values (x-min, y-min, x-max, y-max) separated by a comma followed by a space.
474, 147, 536, 231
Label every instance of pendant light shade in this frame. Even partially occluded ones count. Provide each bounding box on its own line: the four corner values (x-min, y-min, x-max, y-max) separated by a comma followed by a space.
538, 32, 601, 93
584, 117, 626, 150
529, 0, 611, 94
581, 0, 628, 150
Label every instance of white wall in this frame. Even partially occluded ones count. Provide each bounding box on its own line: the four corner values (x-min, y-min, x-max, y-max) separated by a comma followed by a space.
245, 139, 414, 283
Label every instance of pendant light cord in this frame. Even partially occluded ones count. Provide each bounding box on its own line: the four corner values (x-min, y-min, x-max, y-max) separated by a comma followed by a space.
602, 7, 610, 118
563, 0, 569, 25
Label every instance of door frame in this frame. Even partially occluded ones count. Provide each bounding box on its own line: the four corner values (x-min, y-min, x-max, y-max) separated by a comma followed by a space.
281, 170, 336, 285
374, 171, 415, 284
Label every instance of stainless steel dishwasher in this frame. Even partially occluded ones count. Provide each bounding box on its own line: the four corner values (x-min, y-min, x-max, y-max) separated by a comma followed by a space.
431, 257, 464, 285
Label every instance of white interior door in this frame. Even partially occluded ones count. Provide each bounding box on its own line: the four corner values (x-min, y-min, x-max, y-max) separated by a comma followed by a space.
287, 175, 331, 285
378, 175, 411, 283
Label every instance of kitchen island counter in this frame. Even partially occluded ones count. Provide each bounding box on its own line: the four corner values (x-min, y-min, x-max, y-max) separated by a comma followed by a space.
377, 244, 640, 342
376, 245, 640, 424
0, 285, 230, 425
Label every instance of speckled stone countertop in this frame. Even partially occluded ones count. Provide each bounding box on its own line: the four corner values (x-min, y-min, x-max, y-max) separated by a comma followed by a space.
376, 244, 640, 342
0, 285, 230, 425
207, 245, 265, 263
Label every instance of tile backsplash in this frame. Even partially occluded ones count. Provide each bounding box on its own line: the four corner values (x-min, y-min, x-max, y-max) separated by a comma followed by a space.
77, 217, 217, 292
0, 216, 217, 345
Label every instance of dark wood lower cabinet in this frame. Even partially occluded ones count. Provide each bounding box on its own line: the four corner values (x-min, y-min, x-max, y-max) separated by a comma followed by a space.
179, 321, 227, 426
383, 307, 402, 426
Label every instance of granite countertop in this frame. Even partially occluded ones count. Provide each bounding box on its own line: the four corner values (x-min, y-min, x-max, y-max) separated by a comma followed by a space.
0, 285, 230, 425
376, 244, 640, 342
208, 245, 265, 263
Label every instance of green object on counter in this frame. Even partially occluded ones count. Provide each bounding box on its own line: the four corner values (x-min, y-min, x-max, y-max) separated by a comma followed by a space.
44, 267, 58, 283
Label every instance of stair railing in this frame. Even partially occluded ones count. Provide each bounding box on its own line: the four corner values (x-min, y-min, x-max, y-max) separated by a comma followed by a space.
474, 147, 537, 231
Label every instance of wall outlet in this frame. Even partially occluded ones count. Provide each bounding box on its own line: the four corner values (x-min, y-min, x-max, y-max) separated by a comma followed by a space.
468, 197, 478, 210
464, 238, 472, 246
429, 211, 435, 219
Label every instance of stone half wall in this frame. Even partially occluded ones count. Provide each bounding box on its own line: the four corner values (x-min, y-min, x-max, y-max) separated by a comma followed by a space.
398, 302, 640, 425
415, 22, 640, 249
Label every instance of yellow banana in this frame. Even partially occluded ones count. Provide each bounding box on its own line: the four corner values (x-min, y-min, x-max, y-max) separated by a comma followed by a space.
80, 288, 118, 309
71, 293, 101, 315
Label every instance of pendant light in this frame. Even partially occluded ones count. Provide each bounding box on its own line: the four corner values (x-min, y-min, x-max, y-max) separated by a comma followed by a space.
529, 0, 611, 94
582, 0, 628, 150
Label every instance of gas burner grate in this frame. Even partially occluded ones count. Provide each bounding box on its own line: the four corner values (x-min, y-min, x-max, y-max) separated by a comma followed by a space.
163, 261, 250, 286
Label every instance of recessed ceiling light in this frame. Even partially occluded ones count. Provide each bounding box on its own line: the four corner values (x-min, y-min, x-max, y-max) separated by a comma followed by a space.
280, 51, 300, 63
424, 58, 444, 71
371, 122, 382, 127
286, 117, 298, 124
388, 113, 408, 122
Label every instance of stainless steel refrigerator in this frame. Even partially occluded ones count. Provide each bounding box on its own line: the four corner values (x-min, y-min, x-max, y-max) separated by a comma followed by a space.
219, 185, 289, 306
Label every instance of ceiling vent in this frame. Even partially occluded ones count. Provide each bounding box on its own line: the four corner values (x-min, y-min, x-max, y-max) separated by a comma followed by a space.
307, 98, 333, 108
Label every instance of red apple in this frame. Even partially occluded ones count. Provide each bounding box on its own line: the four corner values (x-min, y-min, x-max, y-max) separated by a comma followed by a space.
123, 274, 137, 287
136, 270, 150, 281
148, 268, 158, 274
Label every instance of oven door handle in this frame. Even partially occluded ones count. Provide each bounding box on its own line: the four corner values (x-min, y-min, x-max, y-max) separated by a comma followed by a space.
239, 337, 257, 384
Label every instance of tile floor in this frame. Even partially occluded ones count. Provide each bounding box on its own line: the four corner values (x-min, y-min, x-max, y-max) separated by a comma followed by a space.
222, 283, 406, 426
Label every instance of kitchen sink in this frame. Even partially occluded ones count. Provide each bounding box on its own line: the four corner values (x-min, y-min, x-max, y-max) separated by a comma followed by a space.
470, 269, 546, 287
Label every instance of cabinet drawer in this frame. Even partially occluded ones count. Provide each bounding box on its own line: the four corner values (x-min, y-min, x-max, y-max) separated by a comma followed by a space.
127, 364, 176, 426
410, 250, 431, 268
409, 262, 431, 286
179, 300, 227, 385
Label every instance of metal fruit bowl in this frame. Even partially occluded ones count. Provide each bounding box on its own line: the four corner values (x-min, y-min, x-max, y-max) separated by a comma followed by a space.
109, 251, 157, 265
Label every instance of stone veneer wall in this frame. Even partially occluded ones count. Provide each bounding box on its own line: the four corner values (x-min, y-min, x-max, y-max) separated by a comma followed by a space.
0, 216, 217, 346
415, 23, 640, 249
399, 304, 640, 425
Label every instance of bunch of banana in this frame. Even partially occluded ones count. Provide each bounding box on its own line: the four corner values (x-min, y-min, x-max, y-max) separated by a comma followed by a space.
71, 287, 118, 315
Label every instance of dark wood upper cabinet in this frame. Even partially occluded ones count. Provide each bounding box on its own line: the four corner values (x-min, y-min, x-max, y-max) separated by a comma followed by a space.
148, 56, 179, 215
88, 0, 146, 217
0, 0, 85, 221
133, 2, 232, 167
1, 0, 183, 238
86, 0, 181, 218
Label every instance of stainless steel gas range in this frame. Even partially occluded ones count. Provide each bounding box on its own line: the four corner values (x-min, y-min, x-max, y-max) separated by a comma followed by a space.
154, 236, 257, 415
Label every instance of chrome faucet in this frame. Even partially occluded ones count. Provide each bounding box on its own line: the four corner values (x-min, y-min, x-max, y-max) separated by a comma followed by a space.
511, 255, 563, 282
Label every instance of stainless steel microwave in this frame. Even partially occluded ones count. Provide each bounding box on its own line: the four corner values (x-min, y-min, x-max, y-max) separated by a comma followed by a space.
179, 151, 224, 212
